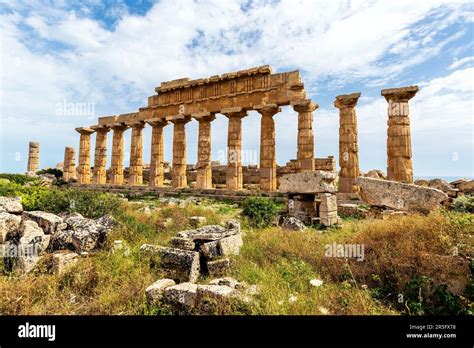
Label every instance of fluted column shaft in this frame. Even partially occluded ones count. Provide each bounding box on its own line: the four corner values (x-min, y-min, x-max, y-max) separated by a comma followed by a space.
147, 119, 168, 187
76, 127, 95, 184
109, 124, 129, 185
381, 86, 419, 183
129, 122, 145, 186
255, 104, 280, 191
335, 93, 361, 194
27, 142, 39, 173
196, 113, 216, 189
222, 108, 248, 190
294, 100, 318, 172
63, 146, 76, 182
92, 126, 109, 185
172, 118, 191, 188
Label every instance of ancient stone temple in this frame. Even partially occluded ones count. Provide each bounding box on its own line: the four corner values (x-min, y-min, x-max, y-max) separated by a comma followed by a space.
381, 86, 418, 184
74, 66, 317, 191
26, 142, 39, 175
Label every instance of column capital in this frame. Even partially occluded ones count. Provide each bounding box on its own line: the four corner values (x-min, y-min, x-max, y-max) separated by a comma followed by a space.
128, 121, 146, 129
167, 114, 192, 124
146, 117, 169, 127
293, 99, 318, 113
221, 107, 248, 119
334, 92, 361, 109
381, 86, 419, 102
110, 122, 130, 131
75, 127, 95, 135
254, 103, 281, 117
90, 124, 111, 133
192, 111, 216, 122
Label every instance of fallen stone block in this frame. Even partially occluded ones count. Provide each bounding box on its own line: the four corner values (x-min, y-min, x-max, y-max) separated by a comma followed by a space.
140, 244, 200, 283
22, 211, 66, 234
50, 229, 74, 251
0, 197, 23, 214
170, 237, 195, 251
0, 212, 21, 243
337, 203, 369, 219
177, 224, 239, 242
281, 217, 307, 231
357, 177, 448, 213
51, 251, 78, 275
18, 220, 51, 253
279, 171, 337, 194
146, 279, 176, 305
218, 233, 243, 256
163, 282, 198, 309
189, 216, 207, 227
200, 240, 220, 260
207, 258, 231, 277
64, 214, 113, 252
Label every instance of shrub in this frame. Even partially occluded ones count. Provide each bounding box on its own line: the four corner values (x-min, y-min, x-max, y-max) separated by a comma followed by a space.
452, 195, 474, 213
242, 197, 278, 227
0, 173, 38, 185
37, 168, 63, 179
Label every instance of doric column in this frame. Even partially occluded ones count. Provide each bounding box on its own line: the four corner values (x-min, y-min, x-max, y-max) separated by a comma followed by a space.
334, 93, 361, 194
381, 86, 419, 183
171, 117, 191, 189
146, 118, 168, 187
293, 100, 318, 172
91, 125, 110, 185
63, 146, 76, 182
254, 104, 281, 191
221, 107, 248, 191
26, 142, 39, 174
75, 127, 95, 184
128, 121, 145, 186
109, 123, 129, 185
193, 112, 216, 189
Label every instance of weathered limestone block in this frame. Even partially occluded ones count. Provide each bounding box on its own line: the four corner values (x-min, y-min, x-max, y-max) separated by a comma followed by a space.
172, 118, 191, 189
217, 233, 243, 256
281, 216, 307, 231
207, 258, 231, 277
145, 278, 176, 305
139, 244, 200, 283
279, 171, 337, 193
64, 213, 114, 252
189, 216, 207, 227
194, 113, 216, 189
170, 237, 195, 251
381, 86, 419, 183
177, 224, 239, 242
319, 193, 338, 212
76, 127, 95, 184
0, 197, 23, 214
293, 100, 317, 172
163, 282, 198, 309
222, 108, 248, 190
255, 104, 280, 191
22, 211, 66, 234
63, 147, 76, 182
18, 220, 51, 253
110, 124, 129, 185
147, 119, 168, 187
51, 251, 78, 275
91, 126, 110, 185
0, 212, 21, 243
337, 203, 369, 219
357, 176, 448, 213
27, 141, 40, 174
200, 240, 220, 260
129, 122, 145, 186
335, 93, 361, 194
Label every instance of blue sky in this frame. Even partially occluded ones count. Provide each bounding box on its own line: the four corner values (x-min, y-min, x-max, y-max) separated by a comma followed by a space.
0, 0, 473, 178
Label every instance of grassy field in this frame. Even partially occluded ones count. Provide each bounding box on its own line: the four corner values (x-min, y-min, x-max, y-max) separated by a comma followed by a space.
0, 190, 472, 316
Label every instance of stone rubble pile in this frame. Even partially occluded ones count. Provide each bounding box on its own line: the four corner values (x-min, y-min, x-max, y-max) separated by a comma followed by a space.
0, 197, 116, 274
145, 276, 257, 314
140, 220, 243, 282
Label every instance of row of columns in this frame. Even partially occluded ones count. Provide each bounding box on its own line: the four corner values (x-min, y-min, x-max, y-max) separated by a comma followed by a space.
75, 100, 316, 191
335, 86, 418, 194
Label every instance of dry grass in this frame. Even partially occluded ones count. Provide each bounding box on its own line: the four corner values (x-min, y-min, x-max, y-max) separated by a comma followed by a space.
0, 197, 471, 315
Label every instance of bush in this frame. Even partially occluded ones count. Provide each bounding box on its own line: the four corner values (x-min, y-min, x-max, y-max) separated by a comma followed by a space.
37, 168, 63, 179
242, 197, 278, 227
452, 195, 474, 213
0, 173, 38, 185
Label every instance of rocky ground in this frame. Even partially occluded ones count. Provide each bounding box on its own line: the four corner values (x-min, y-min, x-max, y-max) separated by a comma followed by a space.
0, 175, 472, 315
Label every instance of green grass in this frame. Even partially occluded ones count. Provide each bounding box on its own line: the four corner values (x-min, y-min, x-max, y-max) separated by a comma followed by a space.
0, 189, 471, 315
